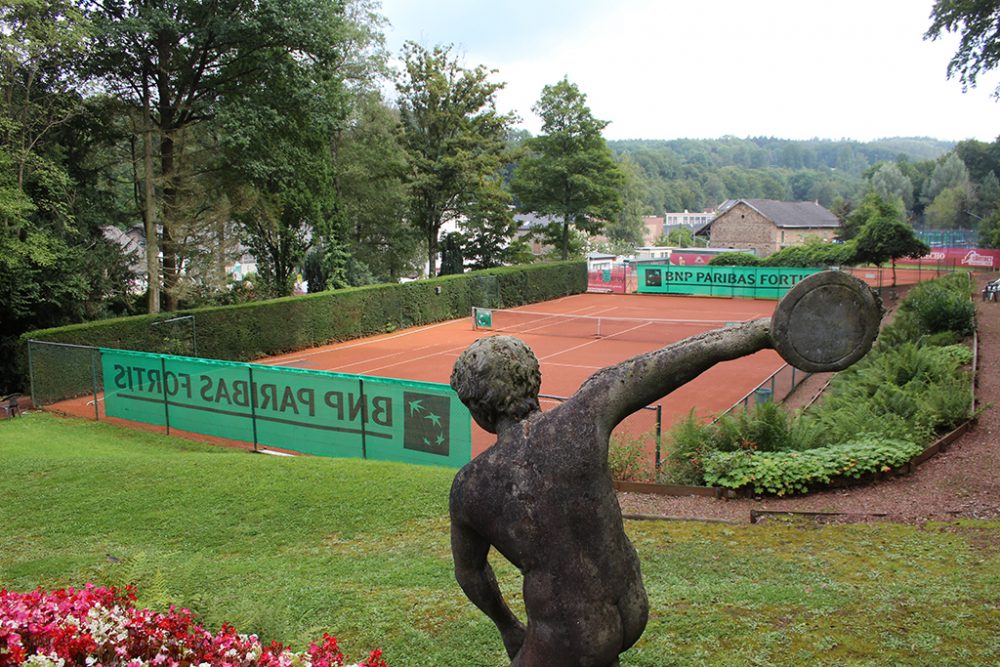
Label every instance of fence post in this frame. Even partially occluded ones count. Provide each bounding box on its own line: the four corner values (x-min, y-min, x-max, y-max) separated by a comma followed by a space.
160, 357, 171, 435
191, 316, 199, 357
359, 378, 368, 460
27, 341, 37, 409
655, 404, 662, 472
248, 366, 259, 452
91, 349, 100, 421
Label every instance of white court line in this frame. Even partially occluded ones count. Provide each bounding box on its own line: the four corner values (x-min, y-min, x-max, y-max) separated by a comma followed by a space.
257, 319, 460, 365
538, 321, 655, 361
359, 344, 469, 375
542, 361, 604, 371
318, 341, 451, 372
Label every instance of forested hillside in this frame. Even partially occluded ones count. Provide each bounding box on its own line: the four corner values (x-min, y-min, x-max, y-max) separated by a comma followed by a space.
608, 137, 954, 213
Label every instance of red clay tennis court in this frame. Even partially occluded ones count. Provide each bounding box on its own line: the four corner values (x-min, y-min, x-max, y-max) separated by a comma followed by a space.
256, 292, 786, 458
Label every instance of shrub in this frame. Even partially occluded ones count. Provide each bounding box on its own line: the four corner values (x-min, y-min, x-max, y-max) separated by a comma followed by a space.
710, 400, 821, 453
891, 274, 975, 340
708, 252, 761, 266
762, 240, 857, 268
702, 437, 923, 496
660, 411, 707, 484
660, 403, 823, 485
660, 273, 975, 493
805, 342, 973, 442
608, 429, 654, 482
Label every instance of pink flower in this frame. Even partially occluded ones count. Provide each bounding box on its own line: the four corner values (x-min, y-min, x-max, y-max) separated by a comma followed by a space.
0, 585, 385, 667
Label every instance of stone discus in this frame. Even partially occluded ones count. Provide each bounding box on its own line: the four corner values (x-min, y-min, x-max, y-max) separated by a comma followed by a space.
771, 271, 882, 373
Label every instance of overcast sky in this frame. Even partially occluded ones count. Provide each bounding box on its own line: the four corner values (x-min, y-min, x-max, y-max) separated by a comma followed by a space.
377, 0, 1000, 143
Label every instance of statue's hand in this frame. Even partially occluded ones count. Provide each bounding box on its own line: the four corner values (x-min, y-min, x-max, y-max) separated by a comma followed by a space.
771, 271, 882, 373
501, 619, 526, 659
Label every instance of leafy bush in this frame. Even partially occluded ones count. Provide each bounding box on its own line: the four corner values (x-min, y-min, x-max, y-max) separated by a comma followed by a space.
708, 252, 761, 266
660, 273, 975, 493
608, 429, 654, 482
762, 239, 857, 268
702, 437, 923, 496
889, 273, 975, 340
660, 403, 824, 485
711, 400, 821, 453
660, 410, 713, 485
805, 342, 973, 442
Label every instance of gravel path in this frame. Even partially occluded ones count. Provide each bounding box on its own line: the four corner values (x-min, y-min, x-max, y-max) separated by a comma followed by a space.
617, 274, 1000, 524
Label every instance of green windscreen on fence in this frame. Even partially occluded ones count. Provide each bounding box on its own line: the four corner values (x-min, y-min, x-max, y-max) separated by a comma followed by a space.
99, 349, 472, 468
636, 265, 820, 298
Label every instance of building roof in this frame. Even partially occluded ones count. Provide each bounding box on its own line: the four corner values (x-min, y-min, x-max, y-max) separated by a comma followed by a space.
699, 199, 840, 233
739, 199, 840, 228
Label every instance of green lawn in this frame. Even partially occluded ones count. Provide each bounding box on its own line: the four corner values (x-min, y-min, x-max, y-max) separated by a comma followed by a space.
1, 413, 998, 666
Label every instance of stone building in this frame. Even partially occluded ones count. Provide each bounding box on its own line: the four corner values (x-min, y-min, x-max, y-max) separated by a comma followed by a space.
699, 199, 840, 257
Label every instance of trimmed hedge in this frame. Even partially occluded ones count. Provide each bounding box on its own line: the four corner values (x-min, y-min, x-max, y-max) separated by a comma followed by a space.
20, 262, 585, 384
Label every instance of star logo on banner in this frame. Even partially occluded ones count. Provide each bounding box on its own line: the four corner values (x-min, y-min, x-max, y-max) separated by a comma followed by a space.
403, 391, 451, 456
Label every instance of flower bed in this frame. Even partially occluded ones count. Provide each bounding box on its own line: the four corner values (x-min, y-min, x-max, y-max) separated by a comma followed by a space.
0, 584, 386, 667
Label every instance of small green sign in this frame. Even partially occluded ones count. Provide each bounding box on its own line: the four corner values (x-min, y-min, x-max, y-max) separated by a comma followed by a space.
475, 308, 493, 328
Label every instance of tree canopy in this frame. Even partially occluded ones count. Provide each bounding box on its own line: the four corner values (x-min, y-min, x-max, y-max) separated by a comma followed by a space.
511, 78, 623, 259
925, 0, 1000, 98
395, 42, 514, 276
853, 192, 930, 285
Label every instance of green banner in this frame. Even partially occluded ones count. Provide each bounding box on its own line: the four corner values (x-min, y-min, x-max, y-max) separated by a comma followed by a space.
100, 349, 472, 468
637, 265, 820, 299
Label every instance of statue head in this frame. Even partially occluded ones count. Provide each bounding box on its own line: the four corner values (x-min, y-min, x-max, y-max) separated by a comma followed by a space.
451, 335, 541, 433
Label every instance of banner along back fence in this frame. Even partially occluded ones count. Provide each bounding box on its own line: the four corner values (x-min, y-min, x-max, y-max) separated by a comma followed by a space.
637, 265, 820, 298
28, 341, 472, 468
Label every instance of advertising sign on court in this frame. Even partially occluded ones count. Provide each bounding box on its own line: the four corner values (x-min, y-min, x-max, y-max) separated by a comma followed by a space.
637, 265, 819, 298
100, 349, 472, 467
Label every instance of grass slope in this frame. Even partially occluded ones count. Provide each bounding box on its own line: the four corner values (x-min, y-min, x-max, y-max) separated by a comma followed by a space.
1, 413, 998, 666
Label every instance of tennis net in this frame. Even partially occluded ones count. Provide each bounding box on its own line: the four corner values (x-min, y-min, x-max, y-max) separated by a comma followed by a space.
472, 307, 741, 343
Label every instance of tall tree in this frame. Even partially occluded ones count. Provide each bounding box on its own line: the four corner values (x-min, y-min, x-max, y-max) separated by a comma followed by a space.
925, 0, 1000, 98
331, 90, 419, 282
921, 152, 971, 205
511, 78, 623, 259
870, 162, 914, 212
603, 153, 647, 247
853, 191, 930, 286
459, 178, 521, 270
925, 184, 976, 228
395, 42, 514, 276
0, 1, 136, 392
82, 0, 351, 309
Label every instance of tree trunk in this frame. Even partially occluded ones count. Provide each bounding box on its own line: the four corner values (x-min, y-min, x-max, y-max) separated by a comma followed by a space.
156, 38, 179, 311
142, 73, 160, 314
561, 216, 570, 260
427, 220, 438, 278
159, 128, 178, 311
